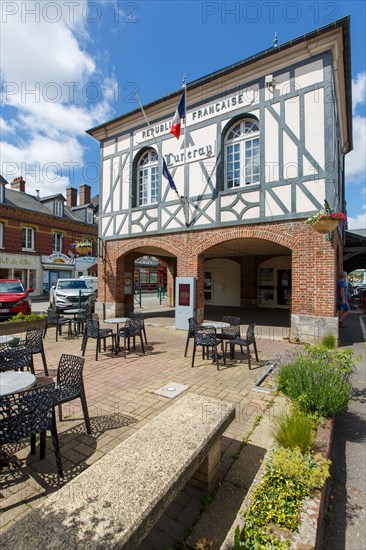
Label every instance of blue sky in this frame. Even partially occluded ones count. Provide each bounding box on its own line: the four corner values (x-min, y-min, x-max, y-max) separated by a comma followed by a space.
1, 0, 365, 228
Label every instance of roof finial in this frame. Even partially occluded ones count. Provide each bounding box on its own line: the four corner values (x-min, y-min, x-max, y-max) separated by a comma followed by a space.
274, 32, 278, 47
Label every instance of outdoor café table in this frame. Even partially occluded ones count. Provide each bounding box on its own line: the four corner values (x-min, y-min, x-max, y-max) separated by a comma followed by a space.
0, 335, 15, 345
104, 317, 130, 332
201, 321, 230, 332
200, 322, 230, 362
0, 373, 50, 467
62, 308, 85, 336
0, 370, 36, 397
104, 317, 131, 354
63, 308, 85, 318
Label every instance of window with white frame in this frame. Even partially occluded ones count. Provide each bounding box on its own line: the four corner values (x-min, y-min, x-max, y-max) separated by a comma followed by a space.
0, 221, 3, 248
139, 269, 149, 284
22, 226, 34, 250
52, 232, 62, 252
137, 150, 159, 206
55, 200, 63, 216
87, 209, 94, 224
224, 119, 260, 188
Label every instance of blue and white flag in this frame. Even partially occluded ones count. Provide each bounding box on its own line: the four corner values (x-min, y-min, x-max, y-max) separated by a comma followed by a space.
162, 158, 178, 194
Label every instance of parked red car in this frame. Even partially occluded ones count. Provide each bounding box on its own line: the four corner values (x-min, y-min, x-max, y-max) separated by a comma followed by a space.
0, 279, 33, 320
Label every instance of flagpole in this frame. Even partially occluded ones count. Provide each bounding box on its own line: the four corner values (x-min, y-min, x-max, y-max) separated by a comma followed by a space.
135, 93, 189, 226
182, 76, 189, 227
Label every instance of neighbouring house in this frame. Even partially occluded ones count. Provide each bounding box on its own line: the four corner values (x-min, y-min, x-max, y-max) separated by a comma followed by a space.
0, 176, 98, 296
87, 18, 352, 342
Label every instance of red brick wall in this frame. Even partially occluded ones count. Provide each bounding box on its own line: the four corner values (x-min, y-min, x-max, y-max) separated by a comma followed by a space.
99, 220, 338, 318
0, 205, 97, 256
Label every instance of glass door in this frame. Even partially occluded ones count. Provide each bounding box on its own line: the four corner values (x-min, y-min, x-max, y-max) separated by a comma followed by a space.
277, 270, 292, 306
258, 268, 274, 305
204, 272, 212, 304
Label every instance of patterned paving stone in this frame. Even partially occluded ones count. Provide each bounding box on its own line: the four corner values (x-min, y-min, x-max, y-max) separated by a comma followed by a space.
0, 322, 292, 545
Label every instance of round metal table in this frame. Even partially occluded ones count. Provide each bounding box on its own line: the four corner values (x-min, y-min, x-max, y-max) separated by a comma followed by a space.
104, 317, 130, 331
0, 371, 37, 397
104, 318, 131, 354
0, 335, 15, 345
201, 321, 230, 331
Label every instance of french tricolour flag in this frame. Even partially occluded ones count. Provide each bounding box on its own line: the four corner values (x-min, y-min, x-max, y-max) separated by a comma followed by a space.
162, 158, 178, 194
170, 89, 186, 139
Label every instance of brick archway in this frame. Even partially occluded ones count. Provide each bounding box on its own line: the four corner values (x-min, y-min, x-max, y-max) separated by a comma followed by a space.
98, 220, 338, 341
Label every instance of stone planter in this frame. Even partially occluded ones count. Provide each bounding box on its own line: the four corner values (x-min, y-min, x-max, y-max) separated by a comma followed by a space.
311, 219, 339, 233
221, 418, 334, 549
0, 318, 46, 336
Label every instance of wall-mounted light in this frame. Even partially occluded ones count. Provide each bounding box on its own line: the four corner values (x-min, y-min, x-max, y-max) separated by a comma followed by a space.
265, 74, 276, 90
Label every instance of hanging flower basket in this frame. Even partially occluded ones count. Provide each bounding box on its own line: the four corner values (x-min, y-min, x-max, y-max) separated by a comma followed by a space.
71, 241, 92, 255
75, 245, 91, 255
305, 202, 346, 234
311, 219, 340, 233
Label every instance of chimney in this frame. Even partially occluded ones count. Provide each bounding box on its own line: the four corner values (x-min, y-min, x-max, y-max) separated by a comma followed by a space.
79, 184, 91, 205
11, 177, 25, 192
35, 189, 40, 200
66, 186, 77, 207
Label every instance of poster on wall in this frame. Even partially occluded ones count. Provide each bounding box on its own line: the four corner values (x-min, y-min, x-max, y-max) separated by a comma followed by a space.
178, 284, 190, 306
124, 272, 132, 294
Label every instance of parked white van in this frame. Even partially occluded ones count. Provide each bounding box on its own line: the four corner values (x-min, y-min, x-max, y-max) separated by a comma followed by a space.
80, 276, 98, 295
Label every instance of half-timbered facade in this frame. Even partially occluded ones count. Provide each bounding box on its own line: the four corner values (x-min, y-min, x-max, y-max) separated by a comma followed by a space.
88, 18, 352, 341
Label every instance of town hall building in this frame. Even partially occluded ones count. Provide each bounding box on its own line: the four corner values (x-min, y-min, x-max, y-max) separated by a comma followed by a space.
88, 18, 352, 342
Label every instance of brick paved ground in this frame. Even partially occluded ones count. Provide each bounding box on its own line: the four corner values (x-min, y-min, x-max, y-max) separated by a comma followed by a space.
0, 316, 292, 548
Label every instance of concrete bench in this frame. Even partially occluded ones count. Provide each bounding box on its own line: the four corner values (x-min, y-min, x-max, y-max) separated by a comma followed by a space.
2, 393, 235, 549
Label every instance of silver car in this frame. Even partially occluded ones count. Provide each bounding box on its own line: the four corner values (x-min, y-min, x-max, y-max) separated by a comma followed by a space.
50, 278, 96, 311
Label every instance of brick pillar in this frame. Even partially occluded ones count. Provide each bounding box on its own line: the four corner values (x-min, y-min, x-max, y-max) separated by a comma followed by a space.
166, 259, 175, 307
291, 226, 338, 343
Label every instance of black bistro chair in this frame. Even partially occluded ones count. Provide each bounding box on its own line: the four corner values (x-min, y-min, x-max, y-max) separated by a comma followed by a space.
43, 307, 73, 341
184, 317, 198, 357
216, 316, 242, 361
130, 312, 148, 345
73, 304, 93, 336
54, 354, 91, 434
0, 340, 33, 373
225, 323, 259, 369
26, 328, 48, 375
81, 317, 115, 361
117, 319, 145, 359
191, 326, 221, 371
0, 382, 63, 478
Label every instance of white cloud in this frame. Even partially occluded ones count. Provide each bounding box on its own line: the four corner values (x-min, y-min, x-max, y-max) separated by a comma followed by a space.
345, 114, 366, 181
352, 71, 366, 113
0, 1, 115, 196
347, 205, 366, 230
345, 72, 366, 207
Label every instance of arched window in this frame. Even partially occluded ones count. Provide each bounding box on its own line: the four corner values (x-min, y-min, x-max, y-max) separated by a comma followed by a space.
137, 149, 159, 206
224, 119, 260, 188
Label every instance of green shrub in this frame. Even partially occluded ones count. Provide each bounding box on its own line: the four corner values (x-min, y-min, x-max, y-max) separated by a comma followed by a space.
273, 407, 314, 453
276, 345, 354, 417
303, 343, 357, 376
3, 312, 46, 323
320, 334, 336, 349
236, 448, 330, 548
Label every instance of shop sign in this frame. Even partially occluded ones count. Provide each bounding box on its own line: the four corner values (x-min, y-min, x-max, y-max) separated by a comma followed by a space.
75, 256, 97, 263
134, 84, 259, 145
41, 253, 75, 266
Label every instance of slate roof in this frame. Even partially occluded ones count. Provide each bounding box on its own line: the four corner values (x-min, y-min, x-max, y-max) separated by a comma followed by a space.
1, 187, 96, 226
